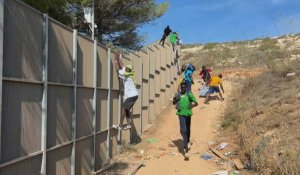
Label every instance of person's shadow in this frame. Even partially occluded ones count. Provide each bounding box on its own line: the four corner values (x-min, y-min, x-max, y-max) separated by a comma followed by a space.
207, 95, 222, 102
172, 139, 184, 156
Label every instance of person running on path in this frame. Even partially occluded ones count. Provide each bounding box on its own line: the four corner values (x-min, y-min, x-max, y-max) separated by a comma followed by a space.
159, 25, 172, 46
199, 65, 212, 85
113, 54, 138, 130
184, 63, 195, 93
173, 83, 198, 160
204, 74, 224, 104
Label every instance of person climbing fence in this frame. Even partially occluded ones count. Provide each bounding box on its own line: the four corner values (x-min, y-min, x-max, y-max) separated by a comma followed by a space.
172, 83, 198, 160
159, 25, 172, 46
113, 54, 138, 130
170, 32, 181, 58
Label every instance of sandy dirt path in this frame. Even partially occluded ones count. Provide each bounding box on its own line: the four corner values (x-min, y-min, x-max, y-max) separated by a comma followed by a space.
118, 78, 232, 175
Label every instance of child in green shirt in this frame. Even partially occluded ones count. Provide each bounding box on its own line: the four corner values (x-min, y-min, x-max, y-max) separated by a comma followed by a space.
172, 83, 198, 160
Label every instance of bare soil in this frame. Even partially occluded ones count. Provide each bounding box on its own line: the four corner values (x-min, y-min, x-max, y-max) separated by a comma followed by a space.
115, 78, 233, 175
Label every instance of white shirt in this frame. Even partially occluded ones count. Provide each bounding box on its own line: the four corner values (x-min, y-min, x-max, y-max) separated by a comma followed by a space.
119, 67, 138, 99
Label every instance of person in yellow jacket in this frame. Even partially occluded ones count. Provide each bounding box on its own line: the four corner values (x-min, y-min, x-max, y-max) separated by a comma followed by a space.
204, 74, 224, 104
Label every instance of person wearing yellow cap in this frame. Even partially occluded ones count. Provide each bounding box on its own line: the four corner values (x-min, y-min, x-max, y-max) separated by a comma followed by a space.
113, 54, 138, 130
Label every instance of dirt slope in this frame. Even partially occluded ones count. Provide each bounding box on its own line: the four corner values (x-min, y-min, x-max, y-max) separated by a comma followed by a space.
117, 78, 232, 175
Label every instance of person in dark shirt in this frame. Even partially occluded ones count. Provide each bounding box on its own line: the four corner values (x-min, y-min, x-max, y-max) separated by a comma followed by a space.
199, 65, 212, 85
159, 25, 172, 46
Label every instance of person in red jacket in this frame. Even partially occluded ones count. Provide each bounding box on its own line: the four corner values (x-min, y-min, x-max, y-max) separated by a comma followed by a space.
199, 65, 212, 85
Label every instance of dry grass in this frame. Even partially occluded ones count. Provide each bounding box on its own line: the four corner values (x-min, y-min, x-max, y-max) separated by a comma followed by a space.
181, 33, 300, 174
222, 67, 300, 174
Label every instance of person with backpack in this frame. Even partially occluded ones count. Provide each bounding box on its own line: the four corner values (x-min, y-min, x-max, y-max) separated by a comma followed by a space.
204, 74, 225, 104
159, 25, 172, 46
173, 83, 198, 160
113, 54, 138, 130
184, 63, 196, 93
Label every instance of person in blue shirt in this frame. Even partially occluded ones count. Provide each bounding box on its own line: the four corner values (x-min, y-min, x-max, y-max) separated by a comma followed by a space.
184, 64, 195, 93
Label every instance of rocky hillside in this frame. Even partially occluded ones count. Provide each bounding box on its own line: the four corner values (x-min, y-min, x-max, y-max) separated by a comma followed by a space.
181, 34, 300, 175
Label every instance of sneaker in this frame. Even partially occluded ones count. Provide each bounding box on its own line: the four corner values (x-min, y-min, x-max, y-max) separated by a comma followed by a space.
123, 124, 131, 130
187, 142, 192, 150
112, 124, 122, 130
184, 152, 189, 160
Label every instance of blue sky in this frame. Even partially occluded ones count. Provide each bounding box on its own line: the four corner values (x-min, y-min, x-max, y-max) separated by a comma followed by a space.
138, 0, 300, 45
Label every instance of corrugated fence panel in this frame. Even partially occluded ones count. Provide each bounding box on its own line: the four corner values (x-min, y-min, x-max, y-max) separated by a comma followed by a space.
154, 45, 160, 71
97, 45, 108, 88
75, 137, 93, 175
110, 90, 120, 129
3, 0, 43, 81
142, 80, 149, 107
1, 81, 42, 163
76, 87, 93, 138
77, 36, 94, 87
160, 45, 166, 69
46, 144, 72, 175
149, 76, 155, 100
47, 86, 72, 148
140, 50, 149, 80
95, 132, 108, 170
0, 155, 42, 175
48, 19, 73, 84
96, 90, 108, 132
130, 53, 141, 86
132, 87, 141, 115
166, 43, 171, 66
111, 52, 120, 90
148, 47, 155, 76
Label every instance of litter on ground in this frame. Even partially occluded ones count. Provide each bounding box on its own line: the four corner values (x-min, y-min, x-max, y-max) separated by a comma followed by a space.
146, 138, 160, 143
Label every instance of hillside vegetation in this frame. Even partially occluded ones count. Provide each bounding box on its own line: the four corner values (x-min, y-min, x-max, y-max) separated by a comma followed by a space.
181, 34, 300, 174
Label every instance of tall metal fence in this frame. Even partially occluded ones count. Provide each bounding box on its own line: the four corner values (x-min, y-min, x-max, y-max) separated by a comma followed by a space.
0, 0, 180, 174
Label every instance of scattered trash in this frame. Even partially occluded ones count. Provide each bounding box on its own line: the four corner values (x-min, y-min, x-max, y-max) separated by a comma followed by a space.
232, 159, 244, 170
224, 151, 237, 156
146, 138, 160, 143
243, 160, 253, 170
229, 170, 239, 175
287, 72, 296, 77
200, 152, 213, 160
216, 142, 229, 150
212, 170, 228, 175
140, 149, 144, 154
199, 106, 206, 109
209, 147, 230, 161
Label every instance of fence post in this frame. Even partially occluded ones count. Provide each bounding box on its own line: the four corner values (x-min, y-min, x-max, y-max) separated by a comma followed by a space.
146, 48, 150, 127
40, 14, 49, 175
71, 29, 78, 175
106, 47, 112, 160
0, 0, 4, 161
92, 39, 97, 172
140, 60, 143, 134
